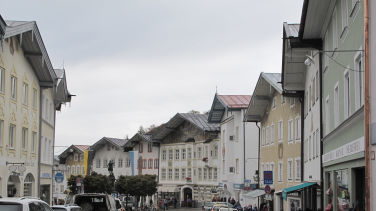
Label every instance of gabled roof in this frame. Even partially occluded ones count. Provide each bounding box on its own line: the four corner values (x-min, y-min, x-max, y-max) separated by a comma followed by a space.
244, 72, 282, 122
208, 94, 251, 123
58, 145, 90, 163
54, 68, 73, 110
0, 15, 6, 37
4, 20, 56, 86
153, 113, 220, 141
90, 137, 128, 152
126, 132, 156, 148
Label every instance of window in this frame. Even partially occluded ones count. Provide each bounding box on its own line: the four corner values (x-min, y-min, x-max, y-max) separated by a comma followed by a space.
214, 168, 218, 180
162, 150, 166, 160
74, 153, 78, 161
175, 149, 180, 160
296, 158, 301, 180
154, 159, 158, 169
198, 147, 202, 158
148, 159, 153, 169
22, 83, 28, 105
316, 129, 320, 157
33, 88, 37, 108
333, 7, 338, 51
126, 159, 131, 167
80, 154, 84, 162
10, 76, 16, 99
288, 120, 293, 142
182, 168, 186, 179
344, 71, 350, 118
316, 71, 319, 102
103, 159, 108, 168
182, 148, 186, 159
341, 0, 348, 33
355, 53, 364, 109
96, 159, 101, 168
214, 145, 218, 158
188, 168, 192, 178
107, 144, 111, 151
235, 159, 239, 174
168, 149, 173, 160
148, 142, 152, 152
118, 159, 123, 168
272, 97, 276, 109
278, 121, 283, 141
209, 168, 212, 179
325, 96, 331, 134
77, 166, 80, 175
266, 126, 269, 145
139, 143, 143, 153
162, 169, 166, 180
168, 169, 172, 180
22, 127, 28, 151
295, 117, 301, 140
290, 97, 295, 107
67, 166, 70, 175
31, 131, 36, 153
205, 145, 209, 157
175, 168, 179, 180
271, 124, 275, 144
187, 148, 192, 159
198, 168, 202, 180
143, 159, 147, 169
270, 163, 274, 180
278, 161, 283, 182
288, 159, 293, 181
334, 84, 339, 127
9, 124, 15, 149
71, 166, 75, 175
204, 168, 207, 180
0, 67, 4, 93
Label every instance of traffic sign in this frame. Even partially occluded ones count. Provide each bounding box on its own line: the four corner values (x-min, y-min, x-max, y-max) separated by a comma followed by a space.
264, 185, 271, 194
55, 172, 64, 183
265, 194, 272, 201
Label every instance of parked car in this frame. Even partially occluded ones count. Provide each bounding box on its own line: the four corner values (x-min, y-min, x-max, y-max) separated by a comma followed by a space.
202, 202, 214, 211
66, 193, 117, 211
52, 205, 82, 211
0, 197, 53, 211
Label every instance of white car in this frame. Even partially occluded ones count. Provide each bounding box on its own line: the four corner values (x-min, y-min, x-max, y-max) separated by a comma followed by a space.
0, 197, 53, 211
52, 205, 82, 211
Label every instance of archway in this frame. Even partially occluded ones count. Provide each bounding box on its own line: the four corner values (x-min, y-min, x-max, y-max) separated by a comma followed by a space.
182, 187, 192, 207
7, 175, 20, 197
24, 173, 35, 196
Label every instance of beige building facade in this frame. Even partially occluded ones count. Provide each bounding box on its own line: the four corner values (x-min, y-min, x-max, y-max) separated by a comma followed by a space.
245, 73, 302, 210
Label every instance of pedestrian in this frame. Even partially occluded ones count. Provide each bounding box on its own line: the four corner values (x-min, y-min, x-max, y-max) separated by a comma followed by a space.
163, 198, 168, 210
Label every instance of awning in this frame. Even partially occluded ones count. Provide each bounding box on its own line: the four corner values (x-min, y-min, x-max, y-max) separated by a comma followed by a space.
282, 182, 317, 200
243, 189, 265, 198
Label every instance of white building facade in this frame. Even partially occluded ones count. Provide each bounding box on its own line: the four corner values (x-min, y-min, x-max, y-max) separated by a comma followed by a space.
208, 94, 259, 206
154, 113, 220, 206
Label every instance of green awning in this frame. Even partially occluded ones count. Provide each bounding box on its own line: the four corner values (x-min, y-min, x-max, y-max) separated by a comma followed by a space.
282, 182, 317, 200
243, 189, 265, 198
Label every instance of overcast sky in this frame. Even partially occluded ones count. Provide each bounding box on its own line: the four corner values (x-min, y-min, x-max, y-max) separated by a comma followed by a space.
1, 0, 303, 154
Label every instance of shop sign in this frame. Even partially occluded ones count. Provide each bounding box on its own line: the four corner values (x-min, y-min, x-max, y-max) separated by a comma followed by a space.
322, 137, 364, 163
244, 179, 252, 190
41, 173, 51, 179
233, 183, 244, 189
263, 171, 273, 185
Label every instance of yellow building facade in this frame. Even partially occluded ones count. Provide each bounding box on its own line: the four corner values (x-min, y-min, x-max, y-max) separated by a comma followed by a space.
59, 145, 90, 178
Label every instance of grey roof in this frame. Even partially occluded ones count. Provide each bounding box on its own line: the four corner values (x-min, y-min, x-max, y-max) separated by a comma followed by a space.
90, 137, 129, 152
126, 132, 155, 148
283, 23, 299, 38
4, 20, 56, 85
153, 113, 220, 140
244, 72, 283, 122
262, 73, 282, 93
0, 15, 6, 36
54, 69, 72, 110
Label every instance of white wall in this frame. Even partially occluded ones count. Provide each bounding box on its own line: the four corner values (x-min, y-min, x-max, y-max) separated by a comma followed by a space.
303, 50, 321, 182
134, 142, 159, 176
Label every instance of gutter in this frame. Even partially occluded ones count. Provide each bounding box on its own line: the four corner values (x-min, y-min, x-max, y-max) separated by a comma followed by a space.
255, 122, 260, 209
299, 96, 304, 184
364, 0, 371, 210
319, 51, 324, 211
298, 0, 309, 39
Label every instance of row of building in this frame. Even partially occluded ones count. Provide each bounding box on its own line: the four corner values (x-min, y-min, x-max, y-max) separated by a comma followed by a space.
54, 0, 376, 210
0, 15, 72, 205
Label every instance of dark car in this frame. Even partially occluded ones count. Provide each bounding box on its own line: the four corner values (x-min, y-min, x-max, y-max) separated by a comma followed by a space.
66, 193, 117, 211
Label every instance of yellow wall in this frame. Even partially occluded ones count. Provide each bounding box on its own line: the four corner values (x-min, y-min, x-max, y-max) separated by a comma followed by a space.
65, 150, 88, 178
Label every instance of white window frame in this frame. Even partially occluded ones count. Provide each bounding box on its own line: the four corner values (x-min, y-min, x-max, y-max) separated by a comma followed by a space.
288, 119, 293, 143
295, 117, 301, 141
278, 120, 283, 142
10, 76, 17, 100
0, 67, 4, 93
31, 131, 36, 153
316, 129, 320, 157
295, 158, 301, 181
162, 150, 166, 160
22, 127, 28, 151
344, 69, 350, 119
271, 124, 275, 144
278, 161, 283, 182
161, 169, 166, 180
354, 49, 364, 109
22, 83, 28, 105
287, 159, 293, 181
266, 126, 270, 145
262, 128, 265, 146
325, 95, 330, 135
334, 82, 340, 127
9, 124, 15, 149
272, 97, 276, 109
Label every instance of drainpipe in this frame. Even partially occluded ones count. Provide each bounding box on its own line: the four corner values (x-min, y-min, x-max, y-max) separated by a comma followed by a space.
51, 80, 57, 203
319, 51, 324, 211
298, 95, 305, 210
364, 0, 371, 210
243, 117, 246, 185
37, 87, 45, 198
255, 122, 260, 209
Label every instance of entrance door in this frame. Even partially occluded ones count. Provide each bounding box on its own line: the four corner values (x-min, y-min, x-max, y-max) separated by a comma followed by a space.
183, 188, 192, 207
354, 167, 365, 210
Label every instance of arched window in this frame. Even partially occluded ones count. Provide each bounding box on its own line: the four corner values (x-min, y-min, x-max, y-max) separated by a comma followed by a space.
24, 173, 35, 196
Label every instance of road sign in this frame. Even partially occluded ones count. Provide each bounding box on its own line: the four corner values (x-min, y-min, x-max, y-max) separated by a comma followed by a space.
264, 185, 271, 194
55, 172, 64, 183
265, 194, 272, 201
263, 171, 273, 185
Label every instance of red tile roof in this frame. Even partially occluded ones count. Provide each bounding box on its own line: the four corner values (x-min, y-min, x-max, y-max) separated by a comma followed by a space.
74, 145, 90, 152
217, 95, 251, 109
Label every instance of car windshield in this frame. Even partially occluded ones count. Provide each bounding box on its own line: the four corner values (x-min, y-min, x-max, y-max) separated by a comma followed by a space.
0, 203, 22, 211
74, 195, 107, 211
